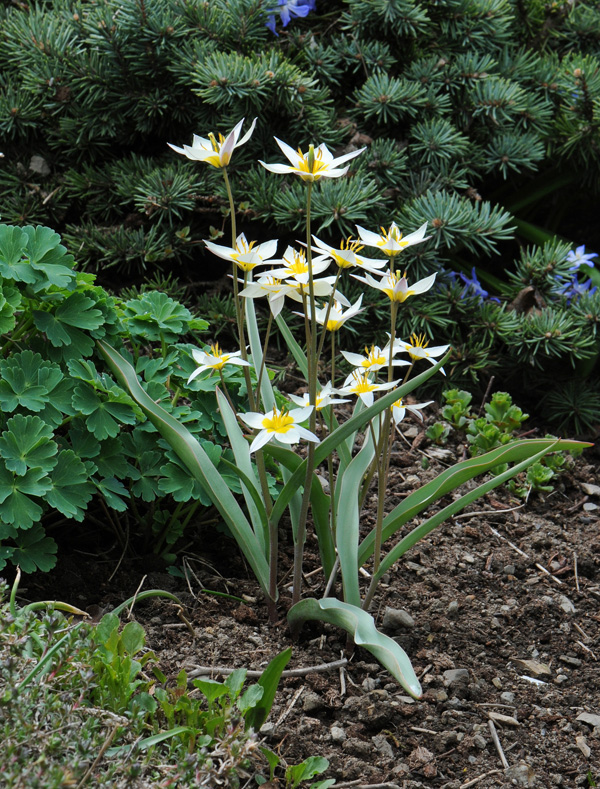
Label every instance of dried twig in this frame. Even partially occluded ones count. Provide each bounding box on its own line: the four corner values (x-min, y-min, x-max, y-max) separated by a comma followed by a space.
126, 574, 147, 618
574, 552, 580, 593
536, 562, 564, 585
459, 769, 502, 788
187, 658, 348, 681
75, 724, 119, 789
488, 719, 509, 769
274, 685, 305, 727
488, 526, 529, 558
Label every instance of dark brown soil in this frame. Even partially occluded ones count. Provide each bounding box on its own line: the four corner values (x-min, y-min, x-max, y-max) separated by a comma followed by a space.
20, 420, 600, 789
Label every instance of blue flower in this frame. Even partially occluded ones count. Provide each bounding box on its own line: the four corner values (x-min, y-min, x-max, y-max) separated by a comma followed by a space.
266, 0, 316, 34
559, 275, 597, 303
567, 245, 597, 271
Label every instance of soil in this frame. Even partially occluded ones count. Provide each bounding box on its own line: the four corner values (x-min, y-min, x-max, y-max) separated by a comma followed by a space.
19, 416, 600, 789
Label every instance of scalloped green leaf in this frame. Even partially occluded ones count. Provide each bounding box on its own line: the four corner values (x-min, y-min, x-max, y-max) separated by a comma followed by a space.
0, 414, 58, 476
45, 450, 95, 521
0, 466, 52, 528
93, 476, 130, 511
288, 598, 422, 698
0, 351, 62, 413
11, 523, 58, 573
22, 225, 76, 290
123, 291, 193, 342
0, 225, 35, 283
72, 383, 137, 440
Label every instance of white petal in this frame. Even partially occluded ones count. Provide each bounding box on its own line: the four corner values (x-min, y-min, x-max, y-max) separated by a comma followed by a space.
294, 425, 320, 442
341, 350, 367, 366
239, 412, 265, 429
402, 221, 429, 245
204, 239, 235, 260
257, 238, 278, 259
274, 137, 303, 166
328, 146, 366, 168
237, 117, 257, 147
259, 161, 295, 174
355, 225, 383, 246
249, 430, 273, 453
411, 272, 437, 294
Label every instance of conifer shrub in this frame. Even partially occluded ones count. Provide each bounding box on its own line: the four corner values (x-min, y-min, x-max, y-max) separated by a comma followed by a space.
1, 0, 599, 426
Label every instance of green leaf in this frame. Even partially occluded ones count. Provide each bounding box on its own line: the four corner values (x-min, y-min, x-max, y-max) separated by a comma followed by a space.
0, 225, 35, 283
123, 291, 193, 342
0, 414, 58, 476
358, 438, 590, 569
237, 683, 264, 714
0, 351, 63, 413
286, 756, 331, 789
11, 524, 57, 573
22, 225, 76, 290
97, 340, 271, 598
0, 285, 20, 333
45, 450, 94, 521
225, 668, 247, 697
158, 455, 211, 505
192, 678, 229, 707
0, 467, 52, 528
120, 621, 145, 656
33, 293, 103, 354
93, 476, 130, 511
288, 599, 422, 698
72, 383, 137, 440
245, 647, 292, 732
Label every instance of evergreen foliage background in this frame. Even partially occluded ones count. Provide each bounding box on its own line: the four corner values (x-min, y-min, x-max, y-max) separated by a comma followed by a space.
1, 0, 600, 428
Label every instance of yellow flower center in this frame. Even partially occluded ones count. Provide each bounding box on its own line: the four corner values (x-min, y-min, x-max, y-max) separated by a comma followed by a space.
377, 225, 408, 256
407, 333, 430, 359
361, 345, 386, 368
331, 237, 365, 268
262, 407, 295, 434
350, 373, 375, 393
295, 146, 329, 180
208, 343, 230, 369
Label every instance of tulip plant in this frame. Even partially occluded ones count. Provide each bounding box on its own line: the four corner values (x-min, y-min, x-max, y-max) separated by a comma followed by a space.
99, 118, 589, 698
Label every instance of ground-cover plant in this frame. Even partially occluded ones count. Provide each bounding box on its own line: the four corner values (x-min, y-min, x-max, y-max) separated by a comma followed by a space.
0, 220, 284, 572
1, 573, 309, 788
2, 0, 600, 424
427, 387, 579, 496
101, 121, 590, 697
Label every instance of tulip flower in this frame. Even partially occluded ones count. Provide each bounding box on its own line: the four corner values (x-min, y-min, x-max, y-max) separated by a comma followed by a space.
239, 275, 293, 317
341, 344, 411, 373
337, 370, 399, 407
268, 246, 330, 282
390, 397, 433, 426
302, 295, 363, 330
394, 333, 450, 370
355, 221, 429, 257
205, 233, 278, 272
238, 405, 319, 453
168, 117, 257, 168
260, 139, 365, 182
354, 269, 436, 303
188, 344, 251, 383
311, 235, 387, 272
288, 382, 350, 410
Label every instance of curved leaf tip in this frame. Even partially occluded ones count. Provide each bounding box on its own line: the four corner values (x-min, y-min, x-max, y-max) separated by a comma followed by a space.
288, 597, 422, 698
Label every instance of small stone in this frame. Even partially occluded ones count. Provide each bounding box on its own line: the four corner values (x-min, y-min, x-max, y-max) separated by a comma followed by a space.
463, 553, 475, 564
443, 669, 469, 687
559, 655, 582, 668
447, 600, 459, 616
576, 712, 600, 728
362, 677, 377, 691
435, 690, 449, 702
473, 734, 487, 750
581, 482, 600, 496
554, 674, 569, 685
342, 737, 372, 758
260, 722, 275, 736
583, 502, 599, 511
557, 595, 576, 615
504, 761, 536, 787
372, 733, 394, 759
511, 658, 552, 678
488, 711, 520, 727
382, 607, 415, 630
504, 564, 516, 575
500, 691, 515, 703
492, 677, 503, 689
302, 691, 323, 712
330, 725, 346, 743
576, 735, 591, 758
29, 154, 51, 175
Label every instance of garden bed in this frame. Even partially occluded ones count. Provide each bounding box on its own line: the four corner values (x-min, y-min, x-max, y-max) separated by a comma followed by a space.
22, 419, 600, 788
